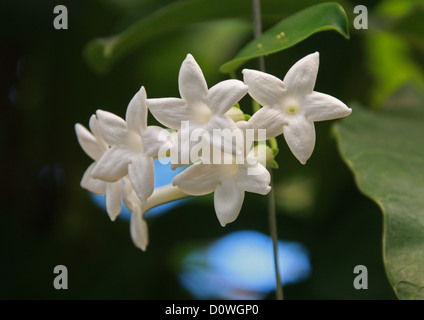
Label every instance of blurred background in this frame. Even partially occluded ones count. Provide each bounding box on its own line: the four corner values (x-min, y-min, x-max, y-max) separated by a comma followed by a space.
2, 0, 422, 299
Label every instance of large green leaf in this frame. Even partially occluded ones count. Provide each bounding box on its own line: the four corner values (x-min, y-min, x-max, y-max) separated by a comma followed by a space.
84, 0, 338, 73
334, 87, 424, 300
220, 2, 349, 74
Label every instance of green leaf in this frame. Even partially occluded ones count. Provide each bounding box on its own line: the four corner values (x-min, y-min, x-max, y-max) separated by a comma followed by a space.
83, 0, 349, 73
220, 2, 349, 74
334, 87, 424, 300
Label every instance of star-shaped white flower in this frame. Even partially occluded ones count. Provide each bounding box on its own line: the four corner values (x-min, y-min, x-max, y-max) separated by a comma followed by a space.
75, 115, 122, 221
91, 86, 171, 202
243, 52, 352, 164
172, 150, 271, 227
146, 54, 248, 167
121, 177, 149, 251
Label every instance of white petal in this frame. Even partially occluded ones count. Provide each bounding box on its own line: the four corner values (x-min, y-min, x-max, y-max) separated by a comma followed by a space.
128, 153, 154, 202
242, 69, 285, 108
91, 146, 132, 182
80, 163, 106, 194
248, 107, 287, 139
283, 116, 316, 164
96, 110, 129, 146
141, 126, 172, 158
172, 163, 227, 196
205, 115, 244, 156
207, 80, 248, 115
178, 54, 208, 107
75, 123, 104, 161
126, 86, 147, 135
89, 115, 108, 150
214, 179, 245, 227
121, 177, 142, 214
130, 210, 148, 251
105, 181, 122, 221
146, 97, 189, 129
302, 91, 352, 122
283, 52, 319, 96
236, 162, 271, 195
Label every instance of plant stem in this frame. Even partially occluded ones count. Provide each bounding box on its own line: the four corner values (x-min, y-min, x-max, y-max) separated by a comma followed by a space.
252, 0, 284, 300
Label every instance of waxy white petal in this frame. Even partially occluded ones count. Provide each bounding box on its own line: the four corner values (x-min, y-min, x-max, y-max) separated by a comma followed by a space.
173, 163, 229, 196
283, 116, 316, 164
214, 179, 245, 227
126, 86, 147, 135
88, 115, 108, 150
146, 97, 190, 129
178, 54, 208, 107
80, 163, 106, 194
205, 115, 245, 156
75, 123, 104, 161
236, 162, 271, 195
91, 146, 132, 182
105, 181, 122, 221
243, 69, 285, 108
96, 110, 128, 146
122, 177, 143, 214
207, 80, 248, 115
128, 154, 154, 202
302, 91, 352, 122
141, 126, 172, 158
283, 52, 319, 96
248, 107, 287, 139
130, 211, 148, 251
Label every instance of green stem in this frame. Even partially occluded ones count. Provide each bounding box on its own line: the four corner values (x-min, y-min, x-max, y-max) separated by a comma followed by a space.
251, 0, 283, 300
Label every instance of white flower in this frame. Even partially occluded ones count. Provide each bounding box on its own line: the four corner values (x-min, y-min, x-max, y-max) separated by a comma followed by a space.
91, 86, 171, 202
75, 115, 122, 221
172, 150, 271, 227
243, 52, 352, 164
121, 177, 149, 251
146, 54, 248, 167
122, 177, 190, 251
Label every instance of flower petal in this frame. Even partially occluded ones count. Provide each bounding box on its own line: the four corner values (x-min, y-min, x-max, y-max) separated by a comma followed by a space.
146, 97, 189, 129
205, 115, 245, 157
283, 52, 319, 96
248, 107, 287, 139
96, 110, 129, 146
214, 179, 245, 227
89, 115, 108, 150
207, 79, 248, 115
172, 163, 227, 196
130, 210, 148, 251
242, 69, 285, 108
75, 123, 104, 161
283, 116, 316, 164
105, 181, 122, 221
128, 153, 154, 202
236, 161, 271, 195
141, 126, 172, 158
302, 91, 352, 122
80, 163, 106, 194
91, 146, 132, 182
178, 54, 208, 107
122, 177, 142, 214
126, 86, 147, 135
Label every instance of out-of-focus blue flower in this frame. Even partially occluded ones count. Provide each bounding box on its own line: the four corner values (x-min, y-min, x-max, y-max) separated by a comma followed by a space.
91, 158, 187, 220
179, 230, 311, 300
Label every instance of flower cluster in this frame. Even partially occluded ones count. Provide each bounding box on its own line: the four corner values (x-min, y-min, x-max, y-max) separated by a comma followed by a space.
75, 52, 351, 251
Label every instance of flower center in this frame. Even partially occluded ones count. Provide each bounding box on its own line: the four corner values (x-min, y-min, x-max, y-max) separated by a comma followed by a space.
283, 98, 300, 115
193, 103, 211, 125
128, 131, 143, 152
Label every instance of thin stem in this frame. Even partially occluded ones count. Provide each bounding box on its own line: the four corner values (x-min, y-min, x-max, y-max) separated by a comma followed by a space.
251, 0, 283, 300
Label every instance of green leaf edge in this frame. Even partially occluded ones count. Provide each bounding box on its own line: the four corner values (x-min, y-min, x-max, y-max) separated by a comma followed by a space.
219, 2, 350, 74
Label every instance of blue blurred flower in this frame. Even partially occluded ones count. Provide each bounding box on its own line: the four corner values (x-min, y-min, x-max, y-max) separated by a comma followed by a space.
179, 230, 311, 299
